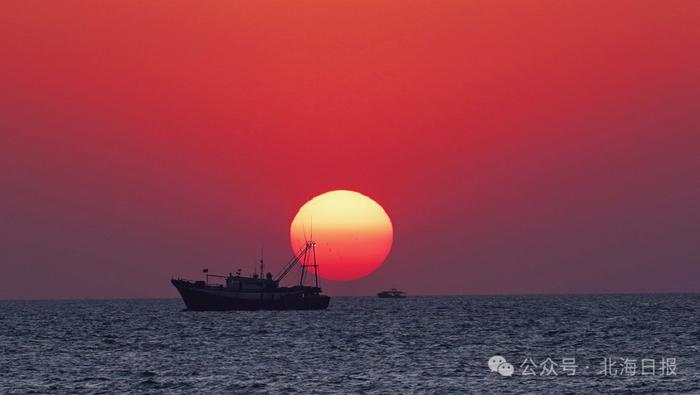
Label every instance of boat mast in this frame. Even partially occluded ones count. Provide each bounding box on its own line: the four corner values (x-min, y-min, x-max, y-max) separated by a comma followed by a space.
259, 246, 264, 278
307, 217, 318, 287
275, 242, 311, 283
274, 238, 320, 287
312, 241, 319, 287
299, 242, 309, 286
297, 240, 319, 287
298, 217, 315, 286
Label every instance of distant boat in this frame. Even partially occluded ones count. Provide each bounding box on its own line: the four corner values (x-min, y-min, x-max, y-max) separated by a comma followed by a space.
377, 288, 407, 298
172, 241, 330, 311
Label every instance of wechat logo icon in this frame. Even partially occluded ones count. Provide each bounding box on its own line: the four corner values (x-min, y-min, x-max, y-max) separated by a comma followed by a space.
489, 355, 514, 377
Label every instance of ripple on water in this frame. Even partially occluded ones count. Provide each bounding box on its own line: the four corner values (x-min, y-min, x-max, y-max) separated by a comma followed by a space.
0, 295, 698, 393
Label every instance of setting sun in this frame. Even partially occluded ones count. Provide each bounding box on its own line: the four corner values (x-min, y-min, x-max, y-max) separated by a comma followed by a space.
290, 190, 393, 281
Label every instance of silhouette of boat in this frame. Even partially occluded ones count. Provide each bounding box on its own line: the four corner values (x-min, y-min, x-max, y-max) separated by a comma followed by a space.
377, 288, 407, 298
172, 241, 330, 311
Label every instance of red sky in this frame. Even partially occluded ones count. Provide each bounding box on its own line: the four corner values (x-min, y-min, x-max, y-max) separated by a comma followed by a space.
1, 1, 699, 298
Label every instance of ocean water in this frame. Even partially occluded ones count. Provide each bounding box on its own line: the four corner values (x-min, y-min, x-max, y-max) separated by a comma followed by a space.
0, 295, 698, 394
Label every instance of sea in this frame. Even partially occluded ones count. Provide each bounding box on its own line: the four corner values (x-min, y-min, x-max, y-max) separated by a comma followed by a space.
0, 294, 698, 394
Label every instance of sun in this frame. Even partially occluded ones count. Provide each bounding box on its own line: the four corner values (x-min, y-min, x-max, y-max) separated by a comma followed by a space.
290, 190, 393, 281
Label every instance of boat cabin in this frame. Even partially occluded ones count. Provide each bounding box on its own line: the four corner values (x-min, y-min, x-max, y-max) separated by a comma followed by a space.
225, 272, 278, 291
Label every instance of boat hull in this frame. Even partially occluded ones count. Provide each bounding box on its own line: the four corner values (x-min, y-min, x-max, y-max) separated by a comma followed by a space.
172, 279, 330, 311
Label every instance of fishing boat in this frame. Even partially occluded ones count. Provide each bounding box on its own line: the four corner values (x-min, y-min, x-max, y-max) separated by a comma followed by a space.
171, 241, 330, 311
377, 288, 407, 298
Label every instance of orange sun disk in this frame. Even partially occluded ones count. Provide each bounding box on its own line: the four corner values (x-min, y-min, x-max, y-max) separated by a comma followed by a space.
290, 190, 393, 281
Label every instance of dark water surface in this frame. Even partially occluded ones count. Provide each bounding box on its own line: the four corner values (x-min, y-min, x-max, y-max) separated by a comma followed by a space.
1, 295, 698, 394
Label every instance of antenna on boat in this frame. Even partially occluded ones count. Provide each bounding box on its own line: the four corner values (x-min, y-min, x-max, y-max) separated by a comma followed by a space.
259, 245, 264, 278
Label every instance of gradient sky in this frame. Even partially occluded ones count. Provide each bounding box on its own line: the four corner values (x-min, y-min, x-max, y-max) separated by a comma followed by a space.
1, 1, 699, 299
